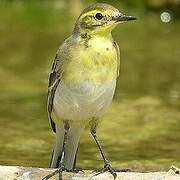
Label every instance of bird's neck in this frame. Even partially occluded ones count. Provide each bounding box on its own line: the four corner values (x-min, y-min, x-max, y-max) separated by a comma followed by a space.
73, 27, 113, 41
73, 30, 114, 50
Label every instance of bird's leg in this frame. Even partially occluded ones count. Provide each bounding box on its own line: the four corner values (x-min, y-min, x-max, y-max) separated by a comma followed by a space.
42, 121, 70, 180
90, 119, 117, 179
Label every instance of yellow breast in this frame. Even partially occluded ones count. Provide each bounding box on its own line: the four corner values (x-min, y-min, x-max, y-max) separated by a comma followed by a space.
63, 36, 118, 84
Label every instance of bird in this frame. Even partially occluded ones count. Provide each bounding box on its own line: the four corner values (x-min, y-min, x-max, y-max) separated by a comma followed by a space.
43, 3, 136, 180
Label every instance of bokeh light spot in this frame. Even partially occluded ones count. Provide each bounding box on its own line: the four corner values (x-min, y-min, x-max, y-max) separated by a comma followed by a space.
160, 12, 171, 23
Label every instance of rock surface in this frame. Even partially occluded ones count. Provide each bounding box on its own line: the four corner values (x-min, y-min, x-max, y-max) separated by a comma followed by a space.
0, 165, 180, 180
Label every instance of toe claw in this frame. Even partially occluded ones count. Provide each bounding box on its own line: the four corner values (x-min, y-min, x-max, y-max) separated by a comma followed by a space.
113, 173, 117, 180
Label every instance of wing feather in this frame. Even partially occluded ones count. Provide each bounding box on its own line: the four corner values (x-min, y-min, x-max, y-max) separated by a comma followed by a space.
47, 54, 61, 132
114, 41, 120, 77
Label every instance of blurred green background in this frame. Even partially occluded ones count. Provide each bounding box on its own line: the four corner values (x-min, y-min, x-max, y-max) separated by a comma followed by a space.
0, 0, 180, 172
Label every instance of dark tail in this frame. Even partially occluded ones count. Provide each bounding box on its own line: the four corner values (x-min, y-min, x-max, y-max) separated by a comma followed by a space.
50, 125, 84, 169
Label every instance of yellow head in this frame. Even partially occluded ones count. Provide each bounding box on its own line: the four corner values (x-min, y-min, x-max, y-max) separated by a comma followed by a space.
74, 3, 136, 35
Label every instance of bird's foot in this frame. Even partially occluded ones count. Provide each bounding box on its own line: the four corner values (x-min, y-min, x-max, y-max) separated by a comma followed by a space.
42, 167, 82, 180
42, 165, 65, 180
93, 161, 117, 180
170, 165, 180, 174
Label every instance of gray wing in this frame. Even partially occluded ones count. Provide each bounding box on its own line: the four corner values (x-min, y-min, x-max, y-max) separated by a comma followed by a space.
47, 54, 61, 133
114, 41, 120, 77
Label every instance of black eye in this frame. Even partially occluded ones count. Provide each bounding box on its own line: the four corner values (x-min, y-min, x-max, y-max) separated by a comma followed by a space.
95, 13, 103, 20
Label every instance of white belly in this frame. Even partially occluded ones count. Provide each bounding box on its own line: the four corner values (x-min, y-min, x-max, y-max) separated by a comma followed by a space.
53, 80, 116, 121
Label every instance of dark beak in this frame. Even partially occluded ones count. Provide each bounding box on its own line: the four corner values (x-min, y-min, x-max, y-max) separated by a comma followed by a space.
114, 14, 137, 22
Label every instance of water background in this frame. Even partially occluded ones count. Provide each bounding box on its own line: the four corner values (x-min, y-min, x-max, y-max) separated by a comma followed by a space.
0, 1, 180, 172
